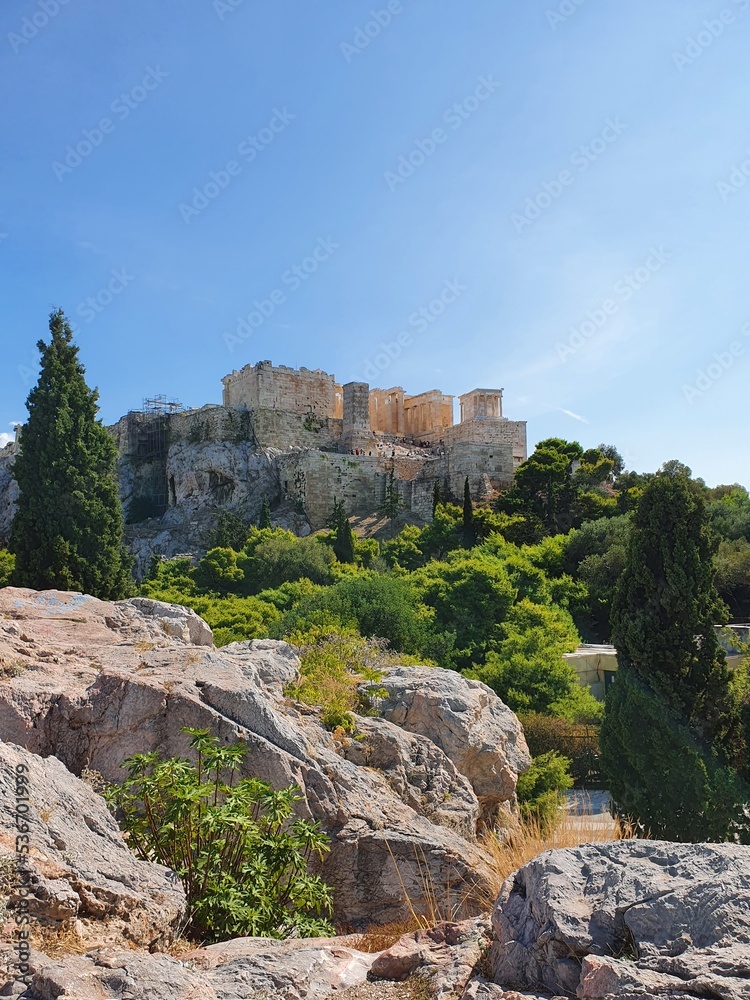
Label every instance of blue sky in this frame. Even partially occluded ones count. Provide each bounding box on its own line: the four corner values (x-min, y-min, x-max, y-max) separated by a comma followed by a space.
2, 0, 749, 486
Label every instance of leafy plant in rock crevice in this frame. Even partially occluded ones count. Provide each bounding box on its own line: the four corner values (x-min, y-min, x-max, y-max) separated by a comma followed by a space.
107, 728, 334, 942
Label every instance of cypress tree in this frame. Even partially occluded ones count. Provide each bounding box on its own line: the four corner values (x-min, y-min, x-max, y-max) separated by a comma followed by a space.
326, 499, 355, 563
334, 514, 356, 565
600, 473, 748, 841
432, 480, 441, 518
259, 495, 272, 529
379, 470, 401, 522
10, 309, 132, 598
462, 477, 476, 548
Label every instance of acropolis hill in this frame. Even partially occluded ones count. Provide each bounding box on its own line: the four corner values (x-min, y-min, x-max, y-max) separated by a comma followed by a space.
0, 360, 527, 575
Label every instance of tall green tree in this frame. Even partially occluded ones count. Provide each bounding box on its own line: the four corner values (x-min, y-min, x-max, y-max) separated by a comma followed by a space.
601, 473, 749, 841
327, 499, 356, 564
462, 477, 476, 548
379, 469, 402, 522
499, 439, 615, 539
259, 494, 272, 529
10, 310, 131, 598
432, 480, 442, 518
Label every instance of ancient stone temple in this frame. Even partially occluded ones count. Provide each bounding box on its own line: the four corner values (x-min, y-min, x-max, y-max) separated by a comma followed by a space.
79, 360, 530, 574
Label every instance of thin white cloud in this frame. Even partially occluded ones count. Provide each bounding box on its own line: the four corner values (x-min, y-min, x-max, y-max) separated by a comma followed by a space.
560, 408, 589, 424
0, 434, 13, 449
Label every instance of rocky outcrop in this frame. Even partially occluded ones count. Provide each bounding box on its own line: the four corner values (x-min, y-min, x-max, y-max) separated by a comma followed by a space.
488, 840, 750, 1000
0, 588, 527, 929
341, 717, 480, 839
1, 919, 490, 1000
0, 742, 185, 950
3, 832, 750, 999
371, 918, 491, 999
365, 668, 530, 826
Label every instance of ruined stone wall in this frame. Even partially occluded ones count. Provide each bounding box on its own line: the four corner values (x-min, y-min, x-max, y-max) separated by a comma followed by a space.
222, 361, 338, 418
250, 408, 343, 451
443, 440, 519, 497
278, 452, 383, 528
442, 418, 527, 458
278, 451, 442, 529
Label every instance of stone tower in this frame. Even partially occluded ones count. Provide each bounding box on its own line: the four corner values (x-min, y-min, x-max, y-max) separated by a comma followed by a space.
342, 381, 375, 452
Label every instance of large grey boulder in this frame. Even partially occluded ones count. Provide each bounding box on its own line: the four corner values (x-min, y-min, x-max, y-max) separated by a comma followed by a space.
488, 839, 750, 1000
341, 716, 480, 839
365, 666, 530, 826
0, 588, 527, 928
0, 742, 185, 951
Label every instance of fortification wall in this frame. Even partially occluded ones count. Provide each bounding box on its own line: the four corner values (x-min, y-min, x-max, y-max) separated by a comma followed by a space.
222, 361, 338, 418
251, 408, 343, 451
277, 452, 382, 529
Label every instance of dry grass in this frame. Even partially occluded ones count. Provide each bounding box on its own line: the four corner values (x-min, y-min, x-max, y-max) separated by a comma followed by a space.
29, 921, 89, 958
481, 803, 636, 903
354, 917, 423, 954
354, 799, 636, 953
0, 657, 28, 680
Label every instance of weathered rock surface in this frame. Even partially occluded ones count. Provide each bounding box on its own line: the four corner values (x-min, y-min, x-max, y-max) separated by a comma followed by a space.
489, 839, 750, 1000
0, 742, 185, 950
370, 918, 490, 999
463, 984, 565, 1000
365, 667, 530, 826
342, 717, 480, 839
3, 920, 486, 999
0, 588, 526, 928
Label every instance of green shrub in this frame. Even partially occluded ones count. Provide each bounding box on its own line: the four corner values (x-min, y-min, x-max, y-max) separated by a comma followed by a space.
108, 728, 334, 942
412, 551, 517, 668
0, 550, 15, 587
467, 599, 596, 720
209, 511, 250, 551
277, 573, 431, 657
521, 712, 601, 785
194, 547, 244, 593
238, 528, 335, 593
516, 751, 573, 832
284, 623, 420, 731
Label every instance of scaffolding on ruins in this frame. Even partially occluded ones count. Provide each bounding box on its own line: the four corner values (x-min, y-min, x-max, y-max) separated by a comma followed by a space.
123, 396, 184, 521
